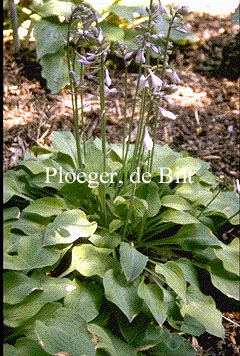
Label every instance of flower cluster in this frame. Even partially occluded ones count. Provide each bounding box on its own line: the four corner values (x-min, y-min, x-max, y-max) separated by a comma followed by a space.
67, 0, 188, 167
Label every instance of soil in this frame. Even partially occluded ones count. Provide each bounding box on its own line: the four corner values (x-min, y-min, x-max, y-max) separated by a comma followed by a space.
3, 10, 240, 356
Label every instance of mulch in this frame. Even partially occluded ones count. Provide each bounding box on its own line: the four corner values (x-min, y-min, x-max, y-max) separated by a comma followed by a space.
3, 10, 240, 356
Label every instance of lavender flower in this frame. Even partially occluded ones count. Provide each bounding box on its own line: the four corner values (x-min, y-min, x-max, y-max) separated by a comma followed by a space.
104, 85, 117, 95
135, 48, 146, 64
76, 54, 93, 65
159, 4, 168, 14
165, 68, 181, 84
148, 69, 163, 89
159, 107, 176, 120
97, 28, 104, 44
139, 75, 149, 90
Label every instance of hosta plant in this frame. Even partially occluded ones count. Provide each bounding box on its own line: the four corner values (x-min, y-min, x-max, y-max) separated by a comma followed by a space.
3, 2, 239, 356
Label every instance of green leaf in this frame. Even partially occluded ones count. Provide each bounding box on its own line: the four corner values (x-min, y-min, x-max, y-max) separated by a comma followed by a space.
51, 131, 78, 167
4, 253, 30, 271
132, 197, 148, 218
12, 212, 51, 236
4, 207, 20, 221
90, 231, 121, 248
180, 285, 224, 338
12, 338, 47, 356
103, 269, 142, 322
161, 209, 199, 225
3, 344, 18, 356
99, 22, 125, 43
214, 239, 239, 276
204, 191, 240, 222
210, 268, 239, 300
3, 271, 41, 304
109, 219, 124, 233
34, 19, 68, 59
64, 279, 102, 322
175, 259, 200, 287
88, 323, 136, 356
230, 4, 240, 24
116, 312, 149, 345
18, 159, 49, 175
137, 279, 168, 325
181, 314, 206, 336
150, 332, 197, 356
161, 195, 191, 211
170, 157, 201, 180
85, 140, 105, 176
175, 182, 213, 204
4, 276, 74, 328
155, 261, 187, 301
108, 4, 135, 23
136, 181, 161, 217
32, 0, 76, 18
3, 176, 32, 204
205, 259, 240, 300
155, 223, 221, 250
40, 50, 69, 94
44, 209, 97, 246
151, 144, 181, 174
35, 307, 95, 356
5, 234, 61, 271
62, 244, 118, 278
20, 302, 62, 340
23, 197, 68, 217
120, 242, 148, 282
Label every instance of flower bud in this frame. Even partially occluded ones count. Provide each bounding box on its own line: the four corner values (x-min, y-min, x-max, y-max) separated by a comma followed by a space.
159, 4, 168, 14
143, 127, 153, 151
104, 67, 112, 87
135, 48, 145, 64
177, 6, 188, 16
174, 26, 188, 33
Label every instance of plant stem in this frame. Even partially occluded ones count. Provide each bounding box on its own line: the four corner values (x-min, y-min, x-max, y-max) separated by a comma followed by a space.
79, 63, 86, 157
123, 66, 142, 171
99, 52, 107, 225
8, 0, 20, 52
122, 66, 129, 162
67, 23, 83, 170
150, 11, 176, 171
